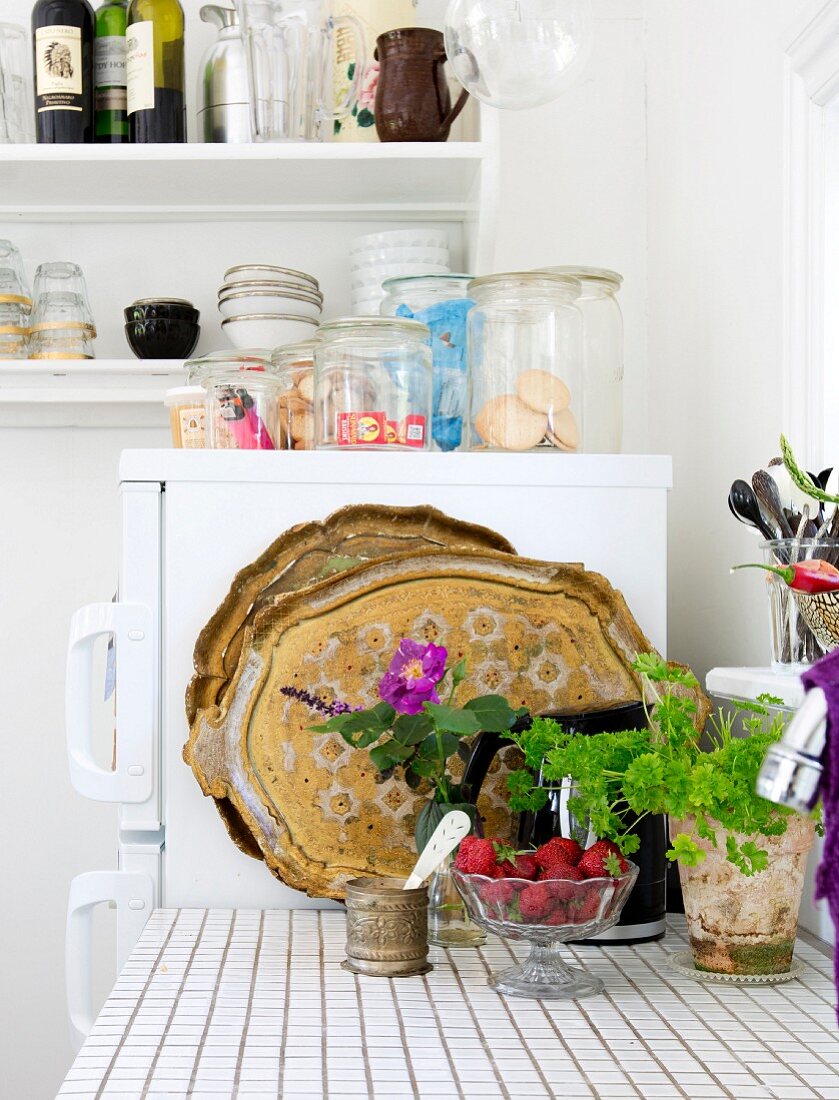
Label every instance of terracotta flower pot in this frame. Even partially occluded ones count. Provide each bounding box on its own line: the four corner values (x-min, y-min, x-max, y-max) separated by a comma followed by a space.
670, 813, 815, 975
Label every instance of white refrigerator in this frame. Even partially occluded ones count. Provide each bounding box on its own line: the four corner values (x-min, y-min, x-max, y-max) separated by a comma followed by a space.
64, 450, 672, 1048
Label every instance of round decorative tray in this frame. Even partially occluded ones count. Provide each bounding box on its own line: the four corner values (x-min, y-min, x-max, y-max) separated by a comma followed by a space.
668, 951, 804, 985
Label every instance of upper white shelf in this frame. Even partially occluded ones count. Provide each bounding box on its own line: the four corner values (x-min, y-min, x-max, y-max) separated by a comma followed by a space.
0, 142, 491, 221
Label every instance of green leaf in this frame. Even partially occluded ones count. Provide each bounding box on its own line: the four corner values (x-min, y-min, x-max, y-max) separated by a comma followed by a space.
414, 800, 445, 852
369, 739, 414, 772
463, 694, 518, 732
423, 703, 481, 735
404, 765, 423, 791
667, 833, 706, 867
450, 657, 468, 688
392, 712, 433, 746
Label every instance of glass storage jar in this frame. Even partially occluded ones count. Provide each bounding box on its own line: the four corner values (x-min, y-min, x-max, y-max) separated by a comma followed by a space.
164, 385, 207, 448
314, 317, 432, 450
187, 350, 280, 450
467, 272, 583, 452
381, 274, 473, 452
541, 266, 623, 453
270, 340, 317, 450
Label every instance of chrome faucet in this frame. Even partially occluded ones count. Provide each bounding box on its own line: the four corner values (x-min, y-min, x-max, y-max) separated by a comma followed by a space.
756, 687, 827, 813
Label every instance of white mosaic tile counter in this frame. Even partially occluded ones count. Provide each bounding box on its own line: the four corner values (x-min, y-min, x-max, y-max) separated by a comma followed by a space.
58, 910, 837, 1100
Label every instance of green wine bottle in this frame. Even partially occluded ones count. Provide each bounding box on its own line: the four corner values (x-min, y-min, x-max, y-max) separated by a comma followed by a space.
94, 0, 128, 142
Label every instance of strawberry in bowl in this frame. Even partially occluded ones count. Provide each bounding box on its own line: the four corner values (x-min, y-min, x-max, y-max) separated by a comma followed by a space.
452, 837, 638, 999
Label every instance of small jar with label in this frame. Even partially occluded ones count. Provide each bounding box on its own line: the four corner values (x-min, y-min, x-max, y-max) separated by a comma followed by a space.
467, 272, 583, 452
164, 385, 206, 448
186, 351, 281, 450
313, 317, 432, 450
381, 274, 473, 452
270, 340, 316, 450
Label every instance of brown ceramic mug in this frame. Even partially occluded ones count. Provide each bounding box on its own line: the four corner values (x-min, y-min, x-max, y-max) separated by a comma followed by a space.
374, 27, 470, 143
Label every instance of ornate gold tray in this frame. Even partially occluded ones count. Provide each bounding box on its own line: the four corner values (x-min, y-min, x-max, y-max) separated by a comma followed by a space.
185, 547, 655, 899
187, 504, 516, 723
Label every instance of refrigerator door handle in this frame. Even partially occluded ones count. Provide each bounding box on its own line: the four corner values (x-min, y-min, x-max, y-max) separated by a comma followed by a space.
66, 602, 154, 802
66, 870, 154, 1051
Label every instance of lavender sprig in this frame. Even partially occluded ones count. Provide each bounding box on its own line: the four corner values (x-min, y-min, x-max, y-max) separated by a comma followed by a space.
280, 685, 360, 716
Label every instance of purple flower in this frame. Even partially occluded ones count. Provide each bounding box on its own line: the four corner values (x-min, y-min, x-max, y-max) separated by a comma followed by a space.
378, 639, 448, 715
280, 685, 359, 716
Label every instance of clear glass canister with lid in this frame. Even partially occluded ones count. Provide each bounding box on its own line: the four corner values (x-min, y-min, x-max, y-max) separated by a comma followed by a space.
186, 350, 281, 450
270, 339, 317, 450
467, 272, 583, 452
381, 274, 473, 452
541, 266, 623, 453
314, 317, 432, 449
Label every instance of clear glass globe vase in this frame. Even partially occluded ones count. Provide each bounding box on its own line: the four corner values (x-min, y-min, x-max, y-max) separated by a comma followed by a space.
444, 0, 593, 111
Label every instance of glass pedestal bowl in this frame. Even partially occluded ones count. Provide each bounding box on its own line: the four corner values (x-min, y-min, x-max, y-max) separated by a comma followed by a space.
452, 863, 638, 999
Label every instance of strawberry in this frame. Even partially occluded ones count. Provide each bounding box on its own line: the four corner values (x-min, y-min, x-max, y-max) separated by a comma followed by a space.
519, 882, 553, 921
539, 865, 585, 905
454, 836, 500, 877
545, 905, 569, 926
535, 837, 583, 869
538, 860, 584, 883
578, 840, 629, 879
498, 852, 538, 880
575, 891, 601, 923
480, 878, 519, 908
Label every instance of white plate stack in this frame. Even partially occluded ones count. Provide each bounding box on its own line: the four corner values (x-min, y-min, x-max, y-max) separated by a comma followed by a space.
350, 229, 451, 316
219, 265, 322, 349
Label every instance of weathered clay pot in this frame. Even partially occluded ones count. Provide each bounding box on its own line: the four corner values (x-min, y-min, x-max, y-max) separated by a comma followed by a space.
670, 814, 815, 974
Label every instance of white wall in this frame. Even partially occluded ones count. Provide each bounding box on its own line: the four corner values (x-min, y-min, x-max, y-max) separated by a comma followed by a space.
645, 0, 819, 677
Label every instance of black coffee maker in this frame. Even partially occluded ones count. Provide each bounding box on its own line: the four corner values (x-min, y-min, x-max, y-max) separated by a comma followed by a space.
462, 702, 667, 944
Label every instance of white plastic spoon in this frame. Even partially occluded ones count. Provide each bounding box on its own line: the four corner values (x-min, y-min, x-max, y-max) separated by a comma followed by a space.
403, 810, 472, 891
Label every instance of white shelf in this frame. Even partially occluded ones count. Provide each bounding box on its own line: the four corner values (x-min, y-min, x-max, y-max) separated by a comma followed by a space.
0, 142, 491, 221
705, 666, 805, 709
0, 360, 184, 427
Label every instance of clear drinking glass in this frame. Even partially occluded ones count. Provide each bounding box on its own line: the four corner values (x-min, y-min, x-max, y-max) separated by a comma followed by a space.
235, 0, 366, 141
31, 263, 96, 334
0, 24, 35, 143
761, 539, 839, 670
29, 327, 95, 359
0, 325, 29, 359
0, 240, 31, 305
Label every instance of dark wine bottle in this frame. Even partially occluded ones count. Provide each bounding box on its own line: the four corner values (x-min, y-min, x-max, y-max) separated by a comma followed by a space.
126, 0, 185, 143
32, 0, 95, 143
94, 0, 128, 142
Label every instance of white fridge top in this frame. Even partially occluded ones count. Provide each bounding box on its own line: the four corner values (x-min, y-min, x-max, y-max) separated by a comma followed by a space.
119, 450, 674, 489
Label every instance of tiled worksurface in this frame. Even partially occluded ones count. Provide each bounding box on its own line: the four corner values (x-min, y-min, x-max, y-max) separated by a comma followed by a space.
58, 909, 837, 1100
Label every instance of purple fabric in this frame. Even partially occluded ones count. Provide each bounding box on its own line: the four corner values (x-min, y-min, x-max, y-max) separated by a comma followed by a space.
801, 648, 839, 1019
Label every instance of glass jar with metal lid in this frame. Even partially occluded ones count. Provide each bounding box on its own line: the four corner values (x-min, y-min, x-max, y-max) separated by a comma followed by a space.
186, 349, 281, 450
540, 266, 623, 453
466, 272, 583, 452
270, 339, 317, 450
313, 317, 432, 450
381, 274, 473, 452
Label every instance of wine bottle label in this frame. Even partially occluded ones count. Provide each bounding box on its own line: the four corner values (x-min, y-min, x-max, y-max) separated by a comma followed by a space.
95, 35, 126, 90
126, 20, 154, 115
35, 25, 83, 112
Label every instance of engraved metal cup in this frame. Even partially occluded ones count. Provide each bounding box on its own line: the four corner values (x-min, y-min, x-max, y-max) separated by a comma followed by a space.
343, 876, 431, 978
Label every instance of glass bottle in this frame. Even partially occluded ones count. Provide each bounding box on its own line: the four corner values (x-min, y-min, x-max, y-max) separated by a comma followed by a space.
428, 852, 486, 948
32, 0, 95, 142
94, 0, 128, 142
126, 0, 185, 142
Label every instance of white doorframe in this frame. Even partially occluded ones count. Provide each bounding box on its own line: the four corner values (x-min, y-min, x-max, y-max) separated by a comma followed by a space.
784, 0, 839, 467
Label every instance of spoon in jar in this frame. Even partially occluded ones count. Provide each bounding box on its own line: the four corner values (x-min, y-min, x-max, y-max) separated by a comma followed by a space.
752, 470, 794, 538
403, 810, 472, 891
729, 479, 778, 541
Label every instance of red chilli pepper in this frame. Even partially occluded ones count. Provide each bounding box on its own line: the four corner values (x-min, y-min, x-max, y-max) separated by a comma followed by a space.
732, 559, 839, 593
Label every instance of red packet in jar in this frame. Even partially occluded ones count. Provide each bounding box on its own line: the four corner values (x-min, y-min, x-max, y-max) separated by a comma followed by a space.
400, 415, 426, 448
337, 411, 387, 445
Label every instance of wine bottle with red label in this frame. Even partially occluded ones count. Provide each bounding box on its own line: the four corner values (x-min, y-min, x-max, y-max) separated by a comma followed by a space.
32, 0, 95, 142
126, 0, 185, 143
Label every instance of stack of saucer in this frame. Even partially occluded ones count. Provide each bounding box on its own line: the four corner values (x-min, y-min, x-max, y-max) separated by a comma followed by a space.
350, 229, 450, 315
218, 265, 322, 349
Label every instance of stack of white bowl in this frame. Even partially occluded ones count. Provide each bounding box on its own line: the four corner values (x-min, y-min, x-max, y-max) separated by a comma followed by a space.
350, 229, 451, 315
218, 265, 322, 349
